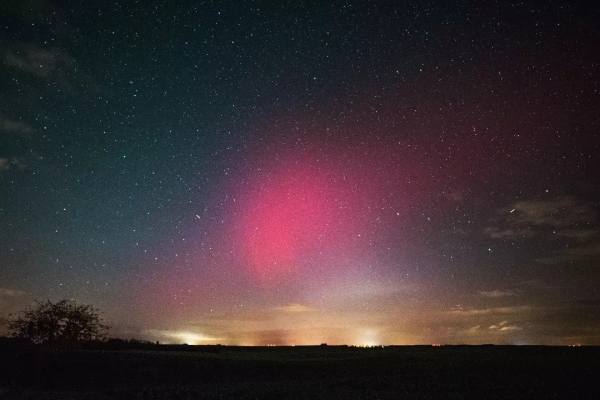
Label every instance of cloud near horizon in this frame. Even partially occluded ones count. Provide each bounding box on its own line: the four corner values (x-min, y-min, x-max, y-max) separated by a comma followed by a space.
478, 290, 517, 298
274, 303, 314, 313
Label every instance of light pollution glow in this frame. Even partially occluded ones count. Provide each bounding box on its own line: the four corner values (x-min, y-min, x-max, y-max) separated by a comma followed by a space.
117, 141, 587, 346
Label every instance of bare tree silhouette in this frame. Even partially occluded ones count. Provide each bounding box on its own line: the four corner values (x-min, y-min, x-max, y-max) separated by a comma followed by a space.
9, 299, 108, 344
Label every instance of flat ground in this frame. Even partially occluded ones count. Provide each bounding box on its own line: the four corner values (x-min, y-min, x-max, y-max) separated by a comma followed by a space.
1, 345, 599, 399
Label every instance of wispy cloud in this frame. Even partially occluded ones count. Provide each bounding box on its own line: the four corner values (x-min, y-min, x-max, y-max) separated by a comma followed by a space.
0, 116, 32, 137
556, 229, 598, 242
484, 197, 599, 267
478, 289, 517, 298
489, 321, 522, 332
274, 303, 313, 313
465, 325, 481, 334
516, 279, 557, 291
447, 305, 534, 316
483, 227, 535, 239
443, 190, 464, 203
499, 325, 522, 332
485, 197, 596, 239
422, 299, 600, 344
0, 157, 27, 172
0, 288, 26, 297
3, 42, 77, 84
510, 197, 595, 227
537, 242, 600, 265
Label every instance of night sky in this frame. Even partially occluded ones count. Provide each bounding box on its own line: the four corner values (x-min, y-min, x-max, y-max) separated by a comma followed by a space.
1, 1, 599, 346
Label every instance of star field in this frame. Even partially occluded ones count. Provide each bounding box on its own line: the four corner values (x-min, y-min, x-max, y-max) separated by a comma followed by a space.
1, 1, 599, 345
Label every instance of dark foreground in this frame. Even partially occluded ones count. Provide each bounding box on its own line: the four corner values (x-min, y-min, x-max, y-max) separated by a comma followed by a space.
1, 344, 599, 399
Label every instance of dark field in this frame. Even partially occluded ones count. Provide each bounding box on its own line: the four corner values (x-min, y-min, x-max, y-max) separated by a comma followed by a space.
1, 345, 599, 399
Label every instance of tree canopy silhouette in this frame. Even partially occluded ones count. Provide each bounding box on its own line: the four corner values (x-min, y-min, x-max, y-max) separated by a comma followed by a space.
9, 299, 108, 344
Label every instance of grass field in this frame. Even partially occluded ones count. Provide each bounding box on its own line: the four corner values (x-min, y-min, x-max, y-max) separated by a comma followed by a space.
1, 345, 599, 399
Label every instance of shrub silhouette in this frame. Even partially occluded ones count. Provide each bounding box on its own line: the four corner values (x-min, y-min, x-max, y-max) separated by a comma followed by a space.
9, 299, 108, 345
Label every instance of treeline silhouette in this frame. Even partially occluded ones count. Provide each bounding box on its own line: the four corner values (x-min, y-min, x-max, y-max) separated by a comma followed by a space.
0, 335, 222, 352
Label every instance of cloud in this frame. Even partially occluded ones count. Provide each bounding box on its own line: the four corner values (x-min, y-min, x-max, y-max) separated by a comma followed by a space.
0, 116, 32, 137
485, 197, 596, 239
447, 305, 534, 316
483, 227, 535, 239
478, 289, 517, 298
421, 318, 527, 344
537, 242, 600, 265
0, 157, 27, 172
274, 303, 313, 313
485, 196, 599, 267
425, 300, 600, 344
465, 325, 481, 334
500, 325, 522, 332
516, 301, 600, 343
3, 43, 77, 82
0, 288, 26, 297
510, 197, 595, 228
516, 279, 557, 291
556, 229, 598, 242
444, 191, 464, 203
488, 320, 523, 332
